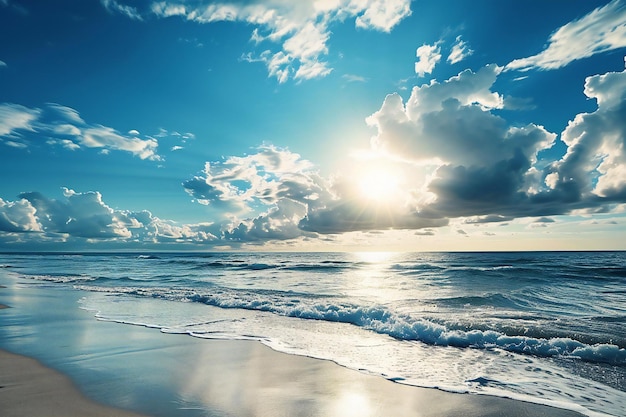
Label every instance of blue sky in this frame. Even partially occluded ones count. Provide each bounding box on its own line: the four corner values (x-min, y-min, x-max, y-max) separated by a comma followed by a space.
1, 0, 626, 251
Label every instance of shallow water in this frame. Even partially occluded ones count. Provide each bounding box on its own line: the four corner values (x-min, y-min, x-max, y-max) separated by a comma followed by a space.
1, 251, 624, 416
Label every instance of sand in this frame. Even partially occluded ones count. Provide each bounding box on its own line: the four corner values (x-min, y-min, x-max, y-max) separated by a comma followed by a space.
0, 273, 587, 417
0, 349, 148, 417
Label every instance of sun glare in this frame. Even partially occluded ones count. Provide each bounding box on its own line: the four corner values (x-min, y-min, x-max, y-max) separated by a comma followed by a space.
354, 251, 396, 263
357, 168, 400, 202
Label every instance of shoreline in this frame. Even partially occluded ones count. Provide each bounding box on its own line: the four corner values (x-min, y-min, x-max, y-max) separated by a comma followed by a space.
0, 275, 589, 417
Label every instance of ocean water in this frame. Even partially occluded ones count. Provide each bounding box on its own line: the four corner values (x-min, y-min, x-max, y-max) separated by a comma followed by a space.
1, 251, 624, 417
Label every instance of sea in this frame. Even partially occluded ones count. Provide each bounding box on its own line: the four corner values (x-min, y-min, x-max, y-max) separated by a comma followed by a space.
0, 251, 624, 417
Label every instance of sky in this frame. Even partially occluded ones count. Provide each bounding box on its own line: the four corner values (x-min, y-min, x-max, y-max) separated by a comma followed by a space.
1, 0, 626, 252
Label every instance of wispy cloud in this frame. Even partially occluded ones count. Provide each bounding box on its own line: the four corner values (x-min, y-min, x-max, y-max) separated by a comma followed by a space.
0, 102, 160, 160
0, 103, 39, 137
447, 36, 473, 64
342, 74, 368, 83
121, 0, 413, 83
507, 0, 626, 71
100, 0, 142, 20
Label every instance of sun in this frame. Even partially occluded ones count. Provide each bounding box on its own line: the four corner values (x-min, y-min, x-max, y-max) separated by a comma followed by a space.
357, 167, 400, 202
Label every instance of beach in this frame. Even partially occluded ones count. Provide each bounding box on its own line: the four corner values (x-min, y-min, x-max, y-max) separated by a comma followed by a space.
0, 269, 589, 417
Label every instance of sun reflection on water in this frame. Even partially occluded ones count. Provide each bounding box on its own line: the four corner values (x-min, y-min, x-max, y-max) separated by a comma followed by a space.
353, 251, 397, 264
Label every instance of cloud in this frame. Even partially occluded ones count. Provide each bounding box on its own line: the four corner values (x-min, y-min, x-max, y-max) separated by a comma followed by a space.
183, 145, 325, 215
546, 67, 626, 201
0, 102, 161, 160
2, 188, 218, 245
4, 59, 626, 250
18, 188, 133, 239
138, 0, 412, 82
81, 125, 159, 160
100, 0, 142, 20
447, 36, 473, 64
0, 198, 41, 233
181, 64, 623, 240
0, 103, 39, 137
507, 0, 626, 71
415, 43, 441, 77
365, 64, 626, 223
368, 65, 510, 166
464, 215, 514, 224
354, 0, 412, 32
342, 74, 368, 83
0, 60, 6, 68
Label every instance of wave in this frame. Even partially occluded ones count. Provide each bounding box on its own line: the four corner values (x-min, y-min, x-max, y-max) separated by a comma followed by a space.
187, 260, 352, 273
137, 254, 160, 260
429, 293, 519, 309
74, 284, 626, 366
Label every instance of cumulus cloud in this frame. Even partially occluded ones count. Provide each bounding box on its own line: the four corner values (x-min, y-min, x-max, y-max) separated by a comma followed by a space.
507, 0, 626, 71
0, 198, 41, 233
368, 64, 510, 165
366, 63, 626, 223
0, 189, 218, 245
17, 188, 133, 239
129, 0, 413, 82
0, 102, 160, 160
176, 65, 626, 241
183, 145, 327, 225
415, 43, 441, 77
546, 67, 626, 201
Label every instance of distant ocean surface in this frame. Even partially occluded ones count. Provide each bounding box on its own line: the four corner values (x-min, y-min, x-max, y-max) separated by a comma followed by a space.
1, 251, 625, 416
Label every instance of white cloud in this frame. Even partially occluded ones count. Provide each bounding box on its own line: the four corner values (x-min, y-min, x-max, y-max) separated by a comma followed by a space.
365, 63, 626, 224
100, 0, 142, 20
507, 0, 626, 71
0, 102, 161, 160
354, 0, 412, 32
183, 145, 323, 216
0, 103, 39, 137
81, 126, 159, 160
368, 65, 507, 164
0, 60, 6, 68
342, 74, 367, 83
2, 189, 219, 244
0, 198, 41, 232
447, 35, 473, 64
549, 67, 626, 200
414, 43, 441, 77
4, 140, 27, 149
143, 0, 412, 82
366, 64, 563, 220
